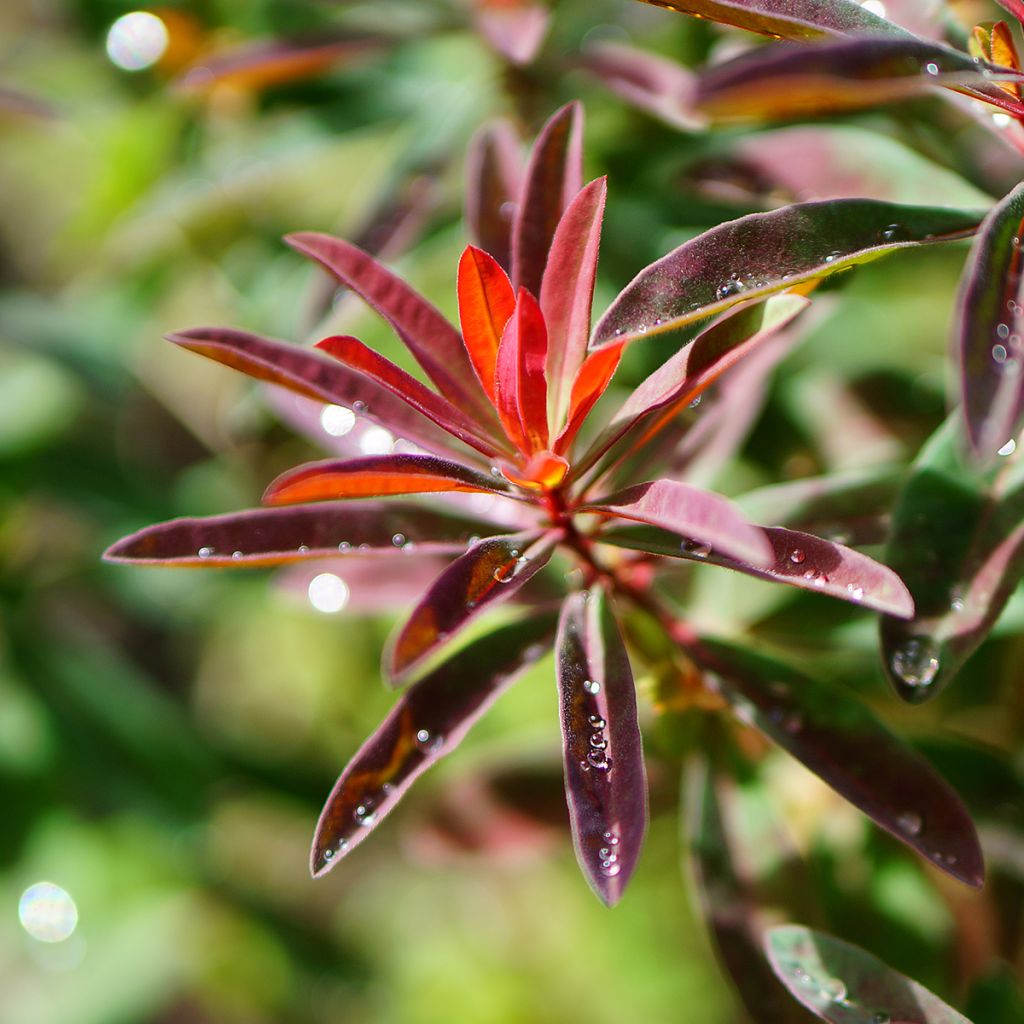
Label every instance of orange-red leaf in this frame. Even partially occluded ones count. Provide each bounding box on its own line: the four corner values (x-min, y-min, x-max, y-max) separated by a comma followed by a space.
494, 289, 550, 454
458, 246, 517, 403
555, 343, 623, 454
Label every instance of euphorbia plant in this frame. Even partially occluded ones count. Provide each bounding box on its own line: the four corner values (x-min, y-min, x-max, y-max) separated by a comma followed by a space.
105, 102, 987, 914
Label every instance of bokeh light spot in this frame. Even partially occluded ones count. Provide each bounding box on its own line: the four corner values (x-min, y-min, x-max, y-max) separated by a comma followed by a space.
320, 404, 356, 437
18, 882, 78, 943
106, 12, 169, 72
308, 573, 350, 613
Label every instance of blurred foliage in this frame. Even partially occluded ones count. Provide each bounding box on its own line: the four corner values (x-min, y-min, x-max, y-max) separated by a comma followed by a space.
1, 1, 1023, 1022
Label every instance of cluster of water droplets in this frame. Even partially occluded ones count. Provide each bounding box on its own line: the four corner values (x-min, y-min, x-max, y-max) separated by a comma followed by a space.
493, 547, 531, 585
581, 705, 612, 774
595, 829, 620, 878
786, 961, 891, 1021
788, 546, 829, 588
415, 727, 444, 755
889, 636, 941, 691
993, 290, 1024, 373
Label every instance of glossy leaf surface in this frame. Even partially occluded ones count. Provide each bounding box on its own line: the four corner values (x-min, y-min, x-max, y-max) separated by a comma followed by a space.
555, 343, 624, 454
494, 290, 550, 454
311, 614, 556, 875
458, 245, 516, 404
880, 417, 1024, 703
386, 532, 556, 684
694, 640, 985, 887
103, 504, 494, 567
956, 181, 1024, 459
556, 587, 646, 905
465, 119, 522, 273
765, 925, 973, 1023
592, 200, 982, 347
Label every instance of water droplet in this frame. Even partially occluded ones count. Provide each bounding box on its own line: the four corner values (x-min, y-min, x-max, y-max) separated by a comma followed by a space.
998, 323, 1011, 340
338, 541, 351, 552
352, 400, 367, 413
493, 564, 515, 583
599, 859, 621, 877
232, 550, 243, 560
689, 394, 702, 409
871, 1013, 891, 1024
789, 549, 806, 565
198, 546, 214, 559
716, 280, 741, 301
467, 534, 481, 547
298, 544, 310, 554
821, 977, 848, 1003
879, 223, 904, 243
993, 343, 1009, 364
584, 679, 601, 694
925, 61, 940, 75
897, 811, 923, 836
588, 715, 606, 728
603, 831, 619, 845
323, 848, 334, 861
490, 465, 502, 477
589, 735, 608, 750
890, 638, 940, 690
638, 324, 647, 334
416, 729, 431, 744
587, 749, 611, 770
354, 803, 377, 827
392, 533, 406, 548
682, 539, 712, 558
999, 438, 1017, 456
846, 584, 864, 602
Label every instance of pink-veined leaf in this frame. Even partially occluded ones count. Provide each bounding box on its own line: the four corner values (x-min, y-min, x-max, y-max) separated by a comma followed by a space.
167, 327, 468, 460
287, 232, 496, 425
465, 119, 523, 273
541, 177, 607, 431
696, 37, 1024, 122
956, 180, 1024, 460
511, 102, 584, 296
102, 503, 496, 567
315, 335, 512, 459
592, 199, 983, 347
472, 0, 550, 65
598, 522, 913, 618
385, 532, 557, 685
556, 586, 647, 906
458, 246, 516, 404
578, 41, 701, 131
554, 343, 625, 455
766, 925, 974, 1023
494, 289, 550, 454
263, 454, 519, 505
579, 479, 774, 569
693, 640, 985, 888
310, 613, 556, 875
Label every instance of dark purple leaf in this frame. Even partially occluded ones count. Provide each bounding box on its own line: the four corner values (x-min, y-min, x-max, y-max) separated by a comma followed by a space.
765, 925, 974, 1023
692, 640, 985, 888
556, 587, 647, 905
311, 614, 556, 875
103, 503, 496, 567
511, 102, 583, 296
386, 532, 557, 684
592, 200, 982, 347
465, 118, 523, 273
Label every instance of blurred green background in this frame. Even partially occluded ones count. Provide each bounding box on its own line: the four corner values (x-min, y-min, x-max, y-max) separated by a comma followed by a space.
1, 2, 1023, 1022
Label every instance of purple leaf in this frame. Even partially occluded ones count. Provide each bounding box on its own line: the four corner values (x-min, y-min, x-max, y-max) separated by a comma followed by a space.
385, 532, 557, 684
765, 925, 974, 1023
286, 232, 496, 425
511, 102, 584, 296
592, 200, 982, 347
581, 479, 774, 569
472, 0, 550, 65
465, 119, 523, 273
956, 180, 1024, 460
103, 503, 496, 567
311, 614, 556, 875
598, 522, 914, 618
693, 640, 985, 888
556, 587, 647, 905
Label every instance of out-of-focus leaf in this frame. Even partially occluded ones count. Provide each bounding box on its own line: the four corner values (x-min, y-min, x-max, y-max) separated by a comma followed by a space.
693, 640, 985, 888
997, 1, 1024, 28
630, 0, 908, 40
765, 924, 973, 1023
592, 200, 982, 347
580, 479, 774, 568
458, 245, 516, 405
494, 289, 550, 454
103, 503, 494, 567
511, 102, 583, 296
168, 327, 468, 459
600, 523, 913, 617
696, 38, 1024, 121
880, 417, 1024, 703
0, 85, 57, 119
578, 41, 702, 131
970, 21, 1021, 100
310, 614, 556, 875
288, 232, 495, 424
956, 180, 1024, 460
556, 587, 646, 905
472, 0, 550, 65
385, 532, 556, 684
465, 119, 523, 273
315, 335, 511, 458
542, 178, 607, 429
263, 454, 519, 505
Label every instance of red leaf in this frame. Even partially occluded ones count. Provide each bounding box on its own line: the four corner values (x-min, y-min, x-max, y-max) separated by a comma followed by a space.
511, 102, 584, 295
998, 0, 1024, 27
311, 614, 556, 875
458, 246, 517, 404
556, 587, 647, 905
494, 289, 550, 454
465, 119, 523, 273
315, 335, 512, 459
541, 178, 608, 430
385, 532, 557, 684
264, 454, 517, 505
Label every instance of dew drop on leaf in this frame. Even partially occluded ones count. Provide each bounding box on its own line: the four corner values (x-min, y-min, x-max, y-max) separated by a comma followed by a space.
890, 638, 940, 690
584, 679, 601, 694
897, 811, 923, 836
789, 549, 806, 565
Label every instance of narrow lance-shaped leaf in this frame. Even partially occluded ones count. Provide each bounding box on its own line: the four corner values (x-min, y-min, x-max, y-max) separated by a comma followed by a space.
765, 925, 974, 1023
465, 119, 523, 273
494, 289, 550, 454
103, 503, 497, 567
592, 200, 982, 347
541, 177, 607, 431
386, 532, 557, 685
458, 246, 516, 405
696, 37, 1024, 121
956, 180, 1024, 460
167, 327, 469, 461
311, 614, 556, 875
554, 343, 624, 455
579, 479, 774, 568
599, 523, 913, 618
556, 587, 647, 905
263, 454, 521, 505
511, 102, 583, 296
692, 640, 985, 888
287, 232, 496, 426
880, 416, 1024, 703
997, 1, 1024, 28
